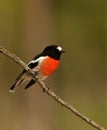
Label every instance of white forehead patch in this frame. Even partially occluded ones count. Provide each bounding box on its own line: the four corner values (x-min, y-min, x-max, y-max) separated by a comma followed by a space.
57, 46, 62, 51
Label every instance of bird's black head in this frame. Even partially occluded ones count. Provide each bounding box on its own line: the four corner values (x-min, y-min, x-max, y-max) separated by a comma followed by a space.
42, 45, 65, 60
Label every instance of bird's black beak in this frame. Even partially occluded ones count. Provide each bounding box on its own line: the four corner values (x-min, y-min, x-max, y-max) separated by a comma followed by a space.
62, 50, 65, 53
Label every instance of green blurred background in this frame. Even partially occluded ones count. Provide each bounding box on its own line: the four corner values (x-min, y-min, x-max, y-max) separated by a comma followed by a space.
0, 0, 106, 130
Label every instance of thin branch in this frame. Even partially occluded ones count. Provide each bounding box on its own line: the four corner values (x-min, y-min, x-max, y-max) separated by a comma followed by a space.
0, 45, 105, 130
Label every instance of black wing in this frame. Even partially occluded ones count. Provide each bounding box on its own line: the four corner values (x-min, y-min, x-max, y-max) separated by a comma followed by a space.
14, 53, 42, 81
27, 53, 42, 69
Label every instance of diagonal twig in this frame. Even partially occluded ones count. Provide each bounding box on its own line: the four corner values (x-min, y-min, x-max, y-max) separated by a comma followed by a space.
0, 45, 105, 130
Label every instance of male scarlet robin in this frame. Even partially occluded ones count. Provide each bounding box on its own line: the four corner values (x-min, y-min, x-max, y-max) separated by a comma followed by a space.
10, 45, 65, 92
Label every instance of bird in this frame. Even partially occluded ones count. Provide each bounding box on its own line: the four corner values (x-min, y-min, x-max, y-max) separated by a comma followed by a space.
9, 45, 65, 93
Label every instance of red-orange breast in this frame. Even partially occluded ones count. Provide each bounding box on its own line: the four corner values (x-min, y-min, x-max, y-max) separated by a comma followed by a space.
40, 57, 60, 76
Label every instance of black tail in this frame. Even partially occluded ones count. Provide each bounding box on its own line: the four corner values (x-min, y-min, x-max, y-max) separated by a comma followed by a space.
9, 82, 17, 93
9, 70, 26, 93
24, 79, 37, 89
9, 78, 24, 93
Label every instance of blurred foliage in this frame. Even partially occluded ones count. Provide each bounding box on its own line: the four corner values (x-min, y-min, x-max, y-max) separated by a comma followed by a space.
0, 0, 106, 130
